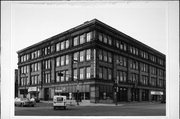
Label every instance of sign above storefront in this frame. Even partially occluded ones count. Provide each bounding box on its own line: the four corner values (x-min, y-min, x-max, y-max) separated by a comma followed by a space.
151, 91, 163, 95
28, 87, 39, 92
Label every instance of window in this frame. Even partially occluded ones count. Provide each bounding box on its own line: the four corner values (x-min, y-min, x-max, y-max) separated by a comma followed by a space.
108, 69, 112, 80
80, 68, 85, 80
65, 40, 69, 49
60, 71, 65, 82
34, 63, 37, 71
98, 32, 103, 41
65, 55, 69, 65
86, 67, 91, 79
99, 50, 102, 60
80, 51, 85, 62
87, 32, 92, 42
80, 34, 85, 44
103, 67, 108, 80
103, 34, 108, 44
103, 51, 107, 62
61, 56, 65, 66
56, 72, 60, 82
65, 70, 69, 81
61, 41, 65, 50
86, 49, 91, 60
108, 36, 112, 45
73, 52, 78, 63
108, 52, 112, 63
99, 67, 103, 79
31, 64, 34, 72
116, 41, 119, 48
56, 43, 60, 51
73, 36, 78, 46
73, 69, 77, 81
56, 57, 60, 67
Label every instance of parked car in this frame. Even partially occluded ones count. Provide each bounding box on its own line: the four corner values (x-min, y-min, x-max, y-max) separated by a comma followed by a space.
53, 95, 67, 110
15, 97, 36, 107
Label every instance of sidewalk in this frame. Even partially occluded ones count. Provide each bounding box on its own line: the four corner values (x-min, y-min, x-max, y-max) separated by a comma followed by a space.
40, 100, 162, 107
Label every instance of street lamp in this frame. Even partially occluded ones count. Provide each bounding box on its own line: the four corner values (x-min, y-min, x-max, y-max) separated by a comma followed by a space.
73, 59, 79, 105
22, 73, 27, 98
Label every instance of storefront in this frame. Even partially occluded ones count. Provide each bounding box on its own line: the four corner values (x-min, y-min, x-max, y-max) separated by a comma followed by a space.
151, 91, 163, 101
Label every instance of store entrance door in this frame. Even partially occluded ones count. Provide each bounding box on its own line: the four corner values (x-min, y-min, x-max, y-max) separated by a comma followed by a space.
44, 88, 49, 101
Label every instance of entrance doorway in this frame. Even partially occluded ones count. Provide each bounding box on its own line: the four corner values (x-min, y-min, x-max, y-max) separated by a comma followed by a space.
44, 88, 49, 101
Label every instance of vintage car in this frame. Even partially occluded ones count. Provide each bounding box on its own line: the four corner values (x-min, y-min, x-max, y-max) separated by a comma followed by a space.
15, 97, 36, 107
53, 95, 67, 110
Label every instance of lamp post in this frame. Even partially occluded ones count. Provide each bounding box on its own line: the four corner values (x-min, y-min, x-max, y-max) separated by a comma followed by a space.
113, 81, 118, 106
73, 59, 79, 105
22, 73, 27, 98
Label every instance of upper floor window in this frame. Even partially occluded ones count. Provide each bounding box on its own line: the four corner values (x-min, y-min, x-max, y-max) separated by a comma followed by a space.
61, 41, 65, 50
80, 51, 85, 62
73, 69, 77, 81
103, 50, 107, 62
65, 40, 69, 49
108, 69, 112, 80
99, 67, 103, 79
56, 42, 60, 51
87, 32, 92, 42
98, 50, 103, 60
61, 56, 65, 66
73, 36, 79, 46
98, 32, 103, 42
108, 36, 112, 45
45, 59, 51, 69
73, 52, 78, 62
103, 34, 108, 44
65, 55, 69, 65
80, 68, 85, 80
108, 52, 112, 63
86, 49, 91, 60
80, 34, 85, 44
86, 67, 91, 79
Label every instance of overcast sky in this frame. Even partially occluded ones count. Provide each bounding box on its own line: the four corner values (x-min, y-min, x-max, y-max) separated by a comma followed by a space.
11, 1, 167, 70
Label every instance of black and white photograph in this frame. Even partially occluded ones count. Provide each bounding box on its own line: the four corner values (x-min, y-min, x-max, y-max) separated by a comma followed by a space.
1, 1, 179, 119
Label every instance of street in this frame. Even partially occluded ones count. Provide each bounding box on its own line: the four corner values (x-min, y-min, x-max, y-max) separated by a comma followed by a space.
15, 102, 166, 116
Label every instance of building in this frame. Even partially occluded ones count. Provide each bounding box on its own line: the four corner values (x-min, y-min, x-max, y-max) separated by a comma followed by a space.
17, 19, 166, 103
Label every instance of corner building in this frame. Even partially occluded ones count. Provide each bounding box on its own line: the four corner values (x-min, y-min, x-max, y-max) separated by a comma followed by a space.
17, 19, 166, 103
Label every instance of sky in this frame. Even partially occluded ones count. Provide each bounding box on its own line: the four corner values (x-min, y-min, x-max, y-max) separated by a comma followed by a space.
11, 1, 167, 70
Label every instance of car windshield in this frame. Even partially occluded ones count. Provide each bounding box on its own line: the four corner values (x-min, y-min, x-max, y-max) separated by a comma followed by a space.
57, 97, 63, 101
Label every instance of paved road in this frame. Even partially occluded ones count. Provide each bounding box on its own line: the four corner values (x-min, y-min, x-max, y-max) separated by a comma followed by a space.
15, 102, 166, 116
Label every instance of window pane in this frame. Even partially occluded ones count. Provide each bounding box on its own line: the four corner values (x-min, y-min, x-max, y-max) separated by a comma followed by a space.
103, 50, 107, 62
61, 41, 65, 50
73, 52, 78, 63
108, 52, 112, 63
87, 32, 92, 42
73, 69, 77, 81
86, 49, 91, 60
65, 40, 69, 49
65, 70, 69, 81
73, 36, 78, 46
103, 34, 108, 44
56, 43, 60, 51
98, 32, 103, 41
61, 56, 65, 66
86, 67, 91, 79
99, 50, 102, 60
99, 67, 102, 78
80, 68, 85, 80
103, 68, 107, 80
61, 71, 65, 82
108, 69, 112, 80
65, 55, 69, 65
80, 34, 85, 44
56, 72, 60, 82
108, 36, 112, 45
80, 51, 85, 62
56, 57, 60, 67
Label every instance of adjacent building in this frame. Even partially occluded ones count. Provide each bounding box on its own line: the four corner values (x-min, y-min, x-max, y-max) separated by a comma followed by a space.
17, 19, 166, 103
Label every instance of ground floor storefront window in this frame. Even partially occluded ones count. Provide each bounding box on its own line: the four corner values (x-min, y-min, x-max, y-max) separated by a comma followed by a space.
117, 87, 128, 102
142, 89, 149, 101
